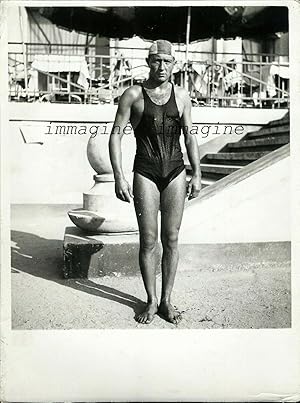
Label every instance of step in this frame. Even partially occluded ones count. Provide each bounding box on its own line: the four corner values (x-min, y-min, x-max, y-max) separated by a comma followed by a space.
246, 124, 289, 139
267, 112, 289, 127
186, 165, 226, 182
200, 155, 250, 166
186, 163, 243, 172
225, 137, 289, 153
200, 164, 243, 180
225, 144, 284, 153
201, 163, 244, 169
205, 151, 270, 162
200, 164, 241, 176
63, 225, 290, 278
226, 135, 290, 149
187, 144, 290, 205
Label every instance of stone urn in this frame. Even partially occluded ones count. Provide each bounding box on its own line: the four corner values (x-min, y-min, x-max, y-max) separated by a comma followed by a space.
68, 124, 138, 234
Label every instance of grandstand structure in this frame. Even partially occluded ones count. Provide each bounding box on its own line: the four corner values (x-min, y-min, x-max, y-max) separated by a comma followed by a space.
8, 6, 289, 108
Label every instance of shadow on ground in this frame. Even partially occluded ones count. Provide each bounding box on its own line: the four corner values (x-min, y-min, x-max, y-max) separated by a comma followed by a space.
11, 230, 145, 318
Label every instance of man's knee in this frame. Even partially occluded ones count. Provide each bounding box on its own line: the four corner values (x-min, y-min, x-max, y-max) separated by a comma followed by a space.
161, 229, 179, 250
140, 232, 157, 252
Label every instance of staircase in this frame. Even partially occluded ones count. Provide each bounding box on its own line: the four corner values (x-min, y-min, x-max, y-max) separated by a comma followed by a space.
186, 112, 290, 191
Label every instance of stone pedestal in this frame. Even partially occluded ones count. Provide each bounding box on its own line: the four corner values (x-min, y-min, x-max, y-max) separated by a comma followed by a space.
63, 226, 162, 278
66, 128, 141, 276
82, 173, 138, 233
68, 129, 138, 234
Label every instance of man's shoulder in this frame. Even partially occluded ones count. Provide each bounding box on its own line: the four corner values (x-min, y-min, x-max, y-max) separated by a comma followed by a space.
118, 84, 142, 108
122, 84, 142, 100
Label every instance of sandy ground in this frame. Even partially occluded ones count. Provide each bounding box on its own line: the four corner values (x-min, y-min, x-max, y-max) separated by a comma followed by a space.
10, 204, 291, 329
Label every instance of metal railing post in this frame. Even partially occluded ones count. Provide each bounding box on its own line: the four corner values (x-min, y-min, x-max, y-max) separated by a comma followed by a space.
259, 54, 262, 108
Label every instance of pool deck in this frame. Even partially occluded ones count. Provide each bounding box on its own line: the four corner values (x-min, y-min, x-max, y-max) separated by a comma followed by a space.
10, 204, 291, 329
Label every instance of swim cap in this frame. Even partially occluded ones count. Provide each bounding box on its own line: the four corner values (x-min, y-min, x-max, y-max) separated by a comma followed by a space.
148, 39, 176, 58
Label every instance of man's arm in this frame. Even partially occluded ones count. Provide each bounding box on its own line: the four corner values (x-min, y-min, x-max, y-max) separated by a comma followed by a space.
180, 88, 202, 199
109, 87, 136, 202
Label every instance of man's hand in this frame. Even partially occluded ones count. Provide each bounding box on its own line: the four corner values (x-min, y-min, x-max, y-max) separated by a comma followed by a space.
115, 177, 133, 203
187, 175, 202, 200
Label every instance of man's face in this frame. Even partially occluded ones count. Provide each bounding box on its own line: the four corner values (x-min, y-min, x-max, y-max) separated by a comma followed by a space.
147, 53, 175, 82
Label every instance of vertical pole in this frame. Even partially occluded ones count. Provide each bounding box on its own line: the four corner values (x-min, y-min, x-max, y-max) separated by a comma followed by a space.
211, 37, 215, 106
85, 33, 89, 56
277, 56, 280, 109
109, 38, 117, 104
184, 6, 191, 90
100, 56, 103, 82
68, 72, 70, 104
259, 54, 262, 108
19, 7, 28, 100
85, 31, 89, 101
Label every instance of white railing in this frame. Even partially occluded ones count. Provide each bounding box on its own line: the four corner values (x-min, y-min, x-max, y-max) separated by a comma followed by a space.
8, 42, 289, 108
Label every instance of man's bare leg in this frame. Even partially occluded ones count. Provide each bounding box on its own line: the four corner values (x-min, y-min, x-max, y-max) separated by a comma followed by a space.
133, 172, 160, 324
159, 169, 186, 324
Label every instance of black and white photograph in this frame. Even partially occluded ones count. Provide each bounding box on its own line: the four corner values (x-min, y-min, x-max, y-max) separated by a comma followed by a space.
8, 3, 291, 329
1, 1, 300, 401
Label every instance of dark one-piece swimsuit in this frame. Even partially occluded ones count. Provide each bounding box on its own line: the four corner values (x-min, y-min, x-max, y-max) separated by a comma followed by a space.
132, 82, 185, 192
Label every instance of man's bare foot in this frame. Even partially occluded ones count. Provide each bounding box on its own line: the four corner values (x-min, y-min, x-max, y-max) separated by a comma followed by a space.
136, 301, 158, 324
158, 301, 182, 324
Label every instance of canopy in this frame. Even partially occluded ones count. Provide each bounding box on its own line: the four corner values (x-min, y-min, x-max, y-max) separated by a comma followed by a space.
35, 6, 288, 42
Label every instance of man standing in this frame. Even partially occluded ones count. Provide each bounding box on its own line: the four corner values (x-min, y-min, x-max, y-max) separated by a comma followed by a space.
109, 40, 201, 325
